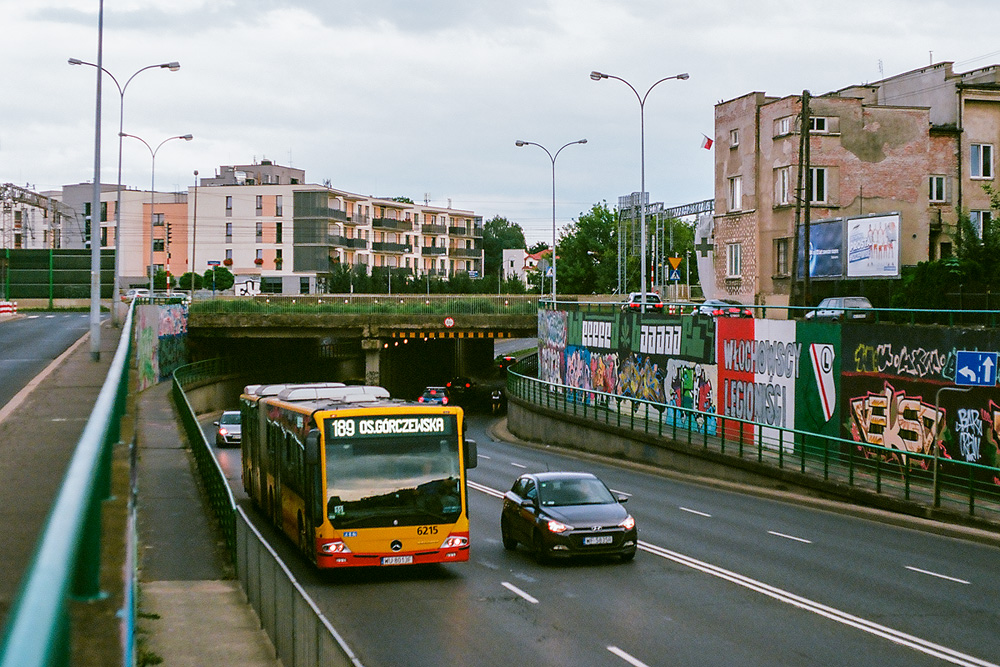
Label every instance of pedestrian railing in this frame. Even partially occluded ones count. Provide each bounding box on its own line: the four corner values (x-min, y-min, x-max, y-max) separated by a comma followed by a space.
508, 354, 1000, 526
0, 302, 136, 667
190, 293, 539, 316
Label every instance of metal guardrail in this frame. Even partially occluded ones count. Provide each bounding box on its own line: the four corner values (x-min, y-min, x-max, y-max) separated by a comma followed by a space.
0, 303, 136, 667
172, 361, 360, 667
507, 354, 1000, 526
190, 294, 539, 316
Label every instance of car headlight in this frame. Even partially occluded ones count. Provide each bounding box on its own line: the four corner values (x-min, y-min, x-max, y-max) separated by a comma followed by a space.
546, 519, 572, 533
619, 515, 635, 531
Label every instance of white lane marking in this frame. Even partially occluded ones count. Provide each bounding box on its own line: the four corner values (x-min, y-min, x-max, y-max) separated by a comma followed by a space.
607, 646, 650, 667
479, 454, 491, 460
639, 541, 995, 667
468, 482, 994, 667
510, 462, 527, 469
768, 530, 812, 544
680, 507, 712, 518
906, 566, 971, 585
502, 581, 539, 604
610, 488, 632, 498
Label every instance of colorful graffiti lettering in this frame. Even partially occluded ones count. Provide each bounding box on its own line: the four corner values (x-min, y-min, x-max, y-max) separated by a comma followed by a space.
982, 402, 1000, 483
852, 343, 955, 380
618, 354, 665, 403
955, 408, 982, 463
849, 381, 943, 466
538, 309, 568, 385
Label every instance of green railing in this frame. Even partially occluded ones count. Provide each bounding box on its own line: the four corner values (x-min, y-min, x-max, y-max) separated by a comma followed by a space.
172, 359, 240, 555
508, 354, 1000, 526
190, 293, 539, 316
0, 303, 135, 667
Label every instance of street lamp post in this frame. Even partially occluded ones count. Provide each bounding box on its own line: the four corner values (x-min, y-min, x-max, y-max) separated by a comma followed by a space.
590, 70, 688, 311
68, 58, 180, 325
191, 170, 199, 301
119, 132, 193, 293
515, 138, 587, 304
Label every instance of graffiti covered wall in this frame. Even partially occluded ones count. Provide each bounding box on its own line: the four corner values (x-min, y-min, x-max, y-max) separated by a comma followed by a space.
135, 303, 189, 391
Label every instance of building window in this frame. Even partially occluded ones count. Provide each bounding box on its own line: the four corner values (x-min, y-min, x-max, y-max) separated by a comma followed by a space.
971, 144, 993, 179
726, 243, 742, 278
256, 221, 263, 242
225, 195, 233, 217
152, 213, 164, 226
774, 238, 789, 276
728, 176, 743, 212
225, 248, 232, 261
970, 210, 993, 237
929, 175, 947, 203
940, 242, 953, 258
775, 116, 791, 137
775, 167, 790, 205
275, 195, 283, 216
256, 248, 263, 261
808, 116, 828, 133
255, 195, 263, 215
730, 128, 739, 147
275, 222, 282, 244
225, 222, 233, 242
809, 167, 827, 204
153, 239, 165, 252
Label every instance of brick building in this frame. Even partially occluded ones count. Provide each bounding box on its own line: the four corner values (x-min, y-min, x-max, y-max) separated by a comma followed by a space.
710, 61, 1000, 307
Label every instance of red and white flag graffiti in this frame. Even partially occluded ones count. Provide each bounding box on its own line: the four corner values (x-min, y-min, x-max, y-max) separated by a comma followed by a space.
701, 134, 714, 150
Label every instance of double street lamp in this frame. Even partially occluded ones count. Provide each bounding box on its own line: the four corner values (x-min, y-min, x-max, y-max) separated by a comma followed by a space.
119, 132, 193, 292
515, 139, 587, 304
590, 70, 688, 311
68, 58, 180, 324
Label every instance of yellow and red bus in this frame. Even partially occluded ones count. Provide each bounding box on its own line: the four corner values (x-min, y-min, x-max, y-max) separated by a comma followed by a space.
240, 384, 477, 568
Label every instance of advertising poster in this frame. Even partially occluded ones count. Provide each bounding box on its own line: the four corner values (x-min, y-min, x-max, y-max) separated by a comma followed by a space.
846, 213, 900, 278
796, 219, 844, 279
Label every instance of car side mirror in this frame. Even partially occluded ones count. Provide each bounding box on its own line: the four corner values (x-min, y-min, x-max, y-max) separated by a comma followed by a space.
464, 438, 477, 469
520, 498, 535, 508
212, 421, 219, 427
617, 494, 629, 504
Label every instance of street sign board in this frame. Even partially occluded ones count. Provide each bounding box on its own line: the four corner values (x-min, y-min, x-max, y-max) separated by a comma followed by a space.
955, 350, 997, 387
207, 260, 221, 266
669, 269, 681, 281
668, 256, 683, 270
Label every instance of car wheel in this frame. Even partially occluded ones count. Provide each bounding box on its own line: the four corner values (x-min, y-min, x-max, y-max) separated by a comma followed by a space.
532, 530, 549, 564
500, 517, 517, 551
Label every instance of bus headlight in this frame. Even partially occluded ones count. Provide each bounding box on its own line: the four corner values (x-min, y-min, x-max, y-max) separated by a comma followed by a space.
320, 540, 352, 555
439, 535, 468, 549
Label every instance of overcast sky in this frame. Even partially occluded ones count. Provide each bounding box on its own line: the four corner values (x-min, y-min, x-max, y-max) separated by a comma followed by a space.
3, 1, 1000, 245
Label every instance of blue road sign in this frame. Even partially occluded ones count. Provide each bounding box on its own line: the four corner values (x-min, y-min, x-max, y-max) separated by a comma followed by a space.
207, 260, 221, 266
669, 269, 681, 281
955, 350, 998, 387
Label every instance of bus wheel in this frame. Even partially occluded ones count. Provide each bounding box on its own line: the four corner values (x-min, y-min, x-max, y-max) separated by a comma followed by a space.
297, 514, 307, 552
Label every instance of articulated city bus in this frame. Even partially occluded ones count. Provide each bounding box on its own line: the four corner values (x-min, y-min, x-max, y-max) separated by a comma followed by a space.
240, 384, 477, 568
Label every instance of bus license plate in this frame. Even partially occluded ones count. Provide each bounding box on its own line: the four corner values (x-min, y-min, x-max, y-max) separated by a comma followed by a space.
583, 535, 613, 546
382, 555, 413, 566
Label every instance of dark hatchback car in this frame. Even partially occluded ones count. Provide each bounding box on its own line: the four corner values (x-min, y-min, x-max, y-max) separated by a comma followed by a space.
501, 472, 637, 563
418, 386, 450, 405
804, 296, 875, 322
214, 410, 242, 447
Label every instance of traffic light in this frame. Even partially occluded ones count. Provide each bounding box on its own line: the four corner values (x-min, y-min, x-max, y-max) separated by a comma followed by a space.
166, 222, 172, 245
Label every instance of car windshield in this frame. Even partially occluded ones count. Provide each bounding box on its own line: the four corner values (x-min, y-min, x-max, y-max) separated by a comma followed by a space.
844, 298, 871, 308
537, 477, 617, 506
220, 412, 240, 425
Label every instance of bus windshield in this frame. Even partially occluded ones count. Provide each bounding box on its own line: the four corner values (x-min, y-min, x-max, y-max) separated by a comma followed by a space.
324, 415, 462, 529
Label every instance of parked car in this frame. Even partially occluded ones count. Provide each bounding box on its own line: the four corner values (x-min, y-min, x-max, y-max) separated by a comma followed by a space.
213, 410, 242, 447
804, 296, 875, 322
500, 471, 637, 563
693, 299, 753, 318
418, 386, 450, 405
121, 288, 150, 302
622, 292, 664, 312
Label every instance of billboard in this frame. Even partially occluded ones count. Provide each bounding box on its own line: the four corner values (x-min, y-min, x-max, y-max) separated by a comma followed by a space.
796, 219, 844, 280
846, 213, 900, 278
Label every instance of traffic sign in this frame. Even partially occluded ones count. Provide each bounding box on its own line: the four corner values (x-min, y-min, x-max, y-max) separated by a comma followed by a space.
668, 256, 683, 270
207, 260, 221, 266
669, 269, 681, 281
955, 350, 997, 387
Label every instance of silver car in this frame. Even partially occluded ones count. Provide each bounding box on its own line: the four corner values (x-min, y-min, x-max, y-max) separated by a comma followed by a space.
214, 411, 242, 447
804, 296, 875, 322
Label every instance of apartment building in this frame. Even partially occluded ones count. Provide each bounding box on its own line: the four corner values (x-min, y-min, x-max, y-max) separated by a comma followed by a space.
711, 61, 1000, 306
0, 183, 84, 250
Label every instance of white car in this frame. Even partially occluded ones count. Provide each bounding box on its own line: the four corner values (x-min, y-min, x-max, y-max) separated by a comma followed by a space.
121, 288, 150, 302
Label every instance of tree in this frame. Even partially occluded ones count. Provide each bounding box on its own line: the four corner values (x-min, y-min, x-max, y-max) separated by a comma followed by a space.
528, 241, 549, 255
554, 202, 619, 294
178, 271, 203, 290
203, 266, 234, 291
481, 216, 527, 280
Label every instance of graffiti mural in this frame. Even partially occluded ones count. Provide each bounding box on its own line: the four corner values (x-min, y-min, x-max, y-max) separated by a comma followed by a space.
848, 380, 944, 468
538, 309, 567, 385
135, 303, 189, 390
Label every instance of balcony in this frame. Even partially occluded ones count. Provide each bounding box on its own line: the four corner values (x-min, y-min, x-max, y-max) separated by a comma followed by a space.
421, 246, 447, 256
472, 225, 484, 238
372, 242, 411, 253
372, 217, 413, 232
448, 226, 469, 236
331, 235, 368, 249
448, 247, 481, 259
421, 224, 448, 235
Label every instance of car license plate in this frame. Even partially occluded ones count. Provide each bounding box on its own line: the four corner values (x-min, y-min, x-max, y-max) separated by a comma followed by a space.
381, 555, 413, 566
583, 535, 613, 546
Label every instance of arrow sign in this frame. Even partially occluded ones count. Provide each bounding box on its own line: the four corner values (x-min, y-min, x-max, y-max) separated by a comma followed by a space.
955, 350, 999, 387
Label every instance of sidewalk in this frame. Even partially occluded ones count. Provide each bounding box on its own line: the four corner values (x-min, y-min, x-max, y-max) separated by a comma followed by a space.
0, 317, 280, 665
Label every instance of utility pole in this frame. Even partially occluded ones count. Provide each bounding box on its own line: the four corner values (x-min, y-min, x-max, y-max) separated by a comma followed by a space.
802, 90, 812, 307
